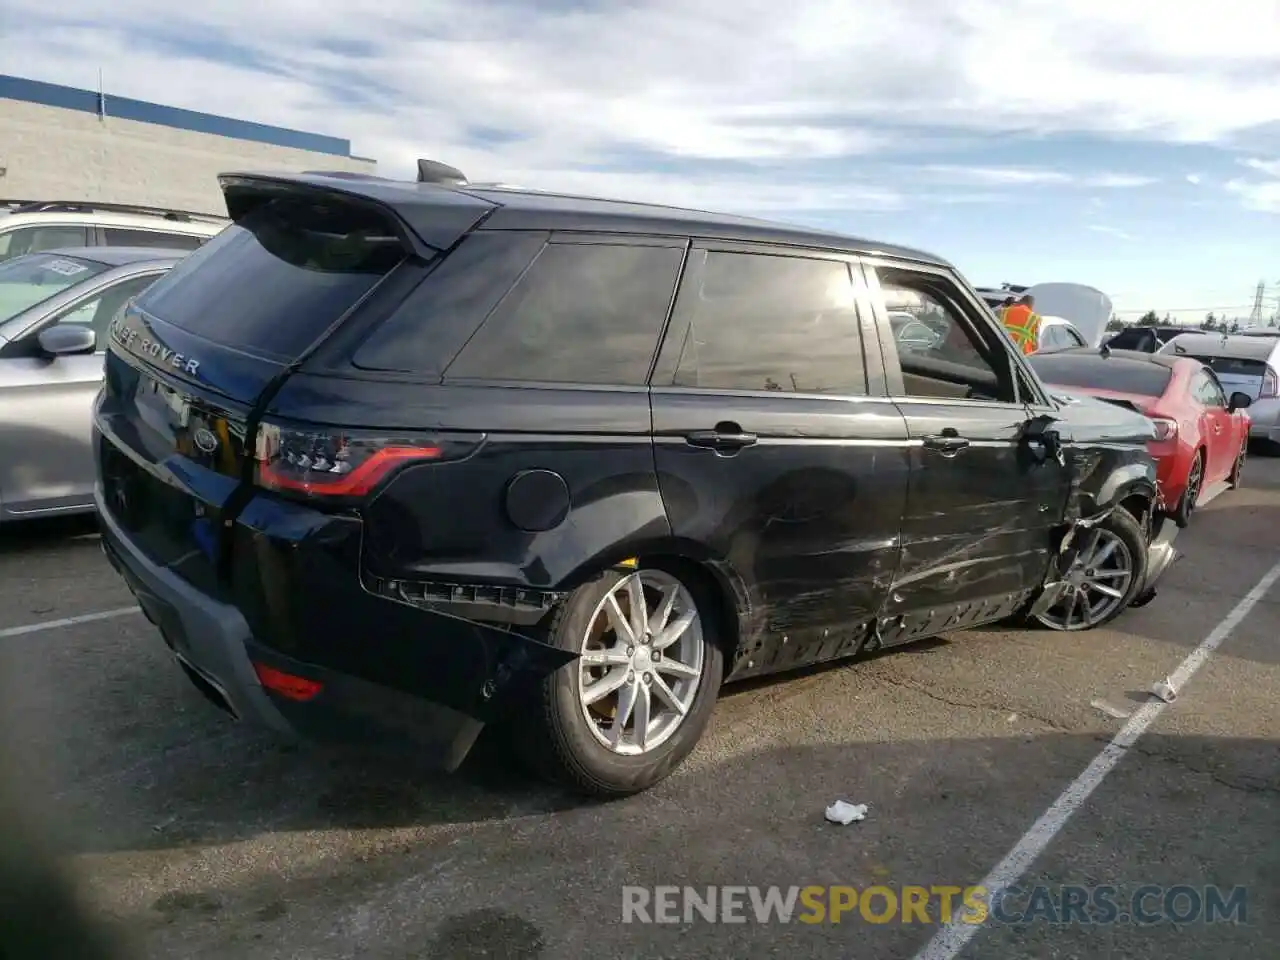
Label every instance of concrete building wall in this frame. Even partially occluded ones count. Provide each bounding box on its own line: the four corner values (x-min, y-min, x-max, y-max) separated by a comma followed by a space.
0, 77, 376, 215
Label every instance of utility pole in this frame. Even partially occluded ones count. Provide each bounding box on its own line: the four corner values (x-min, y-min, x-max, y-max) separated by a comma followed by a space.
1248, 280, 1265, 326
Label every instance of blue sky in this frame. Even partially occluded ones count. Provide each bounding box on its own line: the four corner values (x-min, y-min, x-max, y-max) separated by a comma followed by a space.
5, 0, 1280, 324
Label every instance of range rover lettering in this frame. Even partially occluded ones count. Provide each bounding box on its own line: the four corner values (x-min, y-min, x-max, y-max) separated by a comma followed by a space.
93, 163, 1179, 797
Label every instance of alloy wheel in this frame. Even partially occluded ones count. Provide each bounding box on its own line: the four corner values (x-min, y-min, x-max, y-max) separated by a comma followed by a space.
576, 569, 706, 756
1036, 528, 1135, 631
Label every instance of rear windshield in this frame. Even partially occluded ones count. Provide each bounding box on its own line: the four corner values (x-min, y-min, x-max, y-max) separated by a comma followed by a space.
1027, 354, 1173, 396
132, 195, 407, 360
1177, 355, 1268, 378
0, 253, 108, 322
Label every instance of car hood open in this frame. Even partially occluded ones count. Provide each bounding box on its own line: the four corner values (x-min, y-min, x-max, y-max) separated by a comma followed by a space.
1024, 283, 1113, 348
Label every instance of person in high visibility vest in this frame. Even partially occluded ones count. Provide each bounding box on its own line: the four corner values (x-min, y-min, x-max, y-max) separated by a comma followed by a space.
999, 293, 1042, 354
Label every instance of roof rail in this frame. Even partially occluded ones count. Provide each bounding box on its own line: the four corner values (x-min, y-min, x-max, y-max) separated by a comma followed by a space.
8, 200, 228, 223
417, 159, 468, 186
300, 170, 393, 182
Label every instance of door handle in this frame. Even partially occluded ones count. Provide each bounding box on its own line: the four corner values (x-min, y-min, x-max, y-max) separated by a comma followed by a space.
922, 433, 970, 456
685, 423, 758, 454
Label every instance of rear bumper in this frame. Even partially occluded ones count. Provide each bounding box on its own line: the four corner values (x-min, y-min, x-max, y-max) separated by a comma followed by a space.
96, 484, 509, 771
1247, 399, 1280, 441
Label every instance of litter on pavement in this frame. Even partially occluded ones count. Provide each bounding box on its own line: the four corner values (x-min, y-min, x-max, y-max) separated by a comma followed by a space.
825, 800, 869, 825
1150, 678, 1178, 703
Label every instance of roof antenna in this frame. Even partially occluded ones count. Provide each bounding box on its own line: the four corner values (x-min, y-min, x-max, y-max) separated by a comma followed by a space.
416, 159, 468, 186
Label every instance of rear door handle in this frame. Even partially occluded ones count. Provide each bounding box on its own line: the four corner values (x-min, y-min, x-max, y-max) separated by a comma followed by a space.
922, 434, 970, 455
685, 423, 758, 454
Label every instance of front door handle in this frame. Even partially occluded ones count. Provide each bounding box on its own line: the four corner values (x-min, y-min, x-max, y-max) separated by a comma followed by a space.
922, 433, 970, 456
686, 422, 758, 454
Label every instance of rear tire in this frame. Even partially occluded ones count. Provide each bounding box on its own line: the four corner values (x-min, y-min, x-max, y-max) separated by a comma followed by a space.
1171, 450, 1204, 527
1228, 444, 1246, 489
513, 565, 724, 798
1033, 506, 1149, 632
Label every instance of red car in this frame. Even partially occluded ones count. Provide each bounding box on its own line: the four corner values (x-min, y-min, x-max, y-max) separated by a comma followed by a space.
1027, 348, 1253, 526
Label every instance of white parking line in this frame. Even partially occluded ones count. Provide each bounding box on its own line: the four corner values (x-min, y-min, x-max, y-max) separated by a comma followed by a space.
914, 556, 1280, 960
0, 606, 140, 639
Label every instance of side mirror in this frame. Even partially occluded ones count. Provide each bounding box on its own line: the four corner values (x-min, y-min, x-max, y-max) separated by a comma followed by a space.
1228, 392, 1252, 412
37, 323, 97, 356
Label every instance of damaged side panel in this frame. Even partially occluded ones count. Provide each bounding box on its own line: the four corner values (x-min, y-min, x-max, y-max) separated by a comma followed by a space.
880, 402, 1072, 630
228, 492, 575, 723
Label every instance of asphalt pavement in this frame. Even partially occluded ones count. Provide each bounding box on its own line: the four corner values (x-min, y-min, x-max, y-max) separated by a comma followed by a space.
1, 454, 1277, 960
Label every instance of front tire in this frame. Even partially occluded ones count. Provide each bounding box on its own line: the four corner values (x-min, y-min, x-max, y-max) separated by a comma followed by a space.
1034, 506, 1149, 632
514, 565, 724, 798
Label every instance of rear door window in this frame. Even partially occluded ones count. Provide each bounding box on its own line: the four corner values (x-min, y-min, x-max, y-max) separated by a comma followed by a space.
443, 239, 684, 386
102, 227, 204, 251
654, 248, 868, 396
132, 196, 408, 361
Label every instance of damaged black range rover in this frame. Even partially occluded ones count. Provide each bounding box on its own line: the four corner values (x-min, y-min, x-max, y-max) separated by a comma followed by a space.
94, 162, 1179, 797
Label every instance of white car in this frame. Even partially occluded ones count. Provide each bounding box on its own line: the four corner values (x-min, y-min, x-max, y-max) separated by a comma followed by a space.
0, 200, 226, 263
1159, 331, 1280, 452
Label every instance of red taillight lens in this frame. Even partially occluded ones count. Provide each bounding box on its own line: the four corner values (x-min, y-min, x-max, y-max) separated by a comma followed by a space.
1149, 417, 1178, 442
253, 662, 323, 701
1261, 365, 1278, 399
254, 422, 446, 497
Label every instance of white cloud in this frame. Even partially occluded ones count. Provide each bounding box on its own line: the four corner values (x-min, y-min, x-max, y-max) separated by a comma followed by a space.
0, 1, 1274, 212
1087, 224, 1135, 241
1185, 173, 1203, 185
911, 166, 1154, 188
1242, 158, 1280, 178
1226, 157, 1280, 212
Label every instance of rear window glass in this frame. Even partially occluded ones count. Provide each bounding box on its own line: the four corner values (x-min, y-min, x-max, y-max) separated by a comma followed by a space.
0, 253, 108, 322
444, 241, 683, 386
133, 196, 406, 360
1027, 355, 1173, 396
1178, 355, 1267, 378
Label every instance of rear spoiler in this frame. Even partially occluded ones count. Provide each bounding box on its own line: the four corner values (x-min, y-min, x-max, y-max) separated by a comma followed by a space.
1095, 396, 1145, 416
216, 168, 497, 255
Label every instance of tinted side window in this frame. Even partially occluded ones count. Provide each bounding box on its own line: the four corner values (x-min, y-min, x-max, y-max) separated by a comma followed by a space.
445, 241, 683, 386
103, 228, 203, 251
661, 249, 867, 395
872, 267, 1014, 403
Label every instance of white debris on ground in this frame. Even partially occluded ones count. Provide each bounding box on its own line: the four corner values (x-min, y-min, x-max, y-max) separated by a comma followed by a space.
825, 800, 868, 825
1150, 678, 1178, 703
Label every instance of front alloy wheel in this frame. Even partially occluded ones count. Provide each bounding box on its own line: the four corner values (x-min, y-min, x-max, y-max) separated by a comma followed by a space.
1035, 507, 1149, 632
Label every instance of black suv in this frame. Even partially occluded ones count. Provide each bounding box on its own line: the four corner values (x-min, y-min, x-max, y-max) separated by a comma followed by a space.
93, 165, 1180, 797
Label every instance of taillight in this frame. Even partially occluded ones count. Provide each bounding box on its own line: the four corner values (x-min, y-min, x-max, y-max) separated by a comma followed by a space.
253, 422, 470, 497
1149, 417, 1178, 442
1261, 365, 1278, 399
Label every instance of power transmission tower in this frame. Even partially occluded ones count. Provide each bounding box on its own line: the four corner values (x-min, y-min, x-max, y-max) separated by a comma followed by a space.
1248, 280, 1265, 325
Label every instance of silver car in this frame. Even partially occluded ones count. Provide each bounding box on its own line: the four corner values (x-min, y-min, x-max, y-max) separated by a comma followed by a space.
0, 246, 185, 521
1159, 330, 1280, 452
